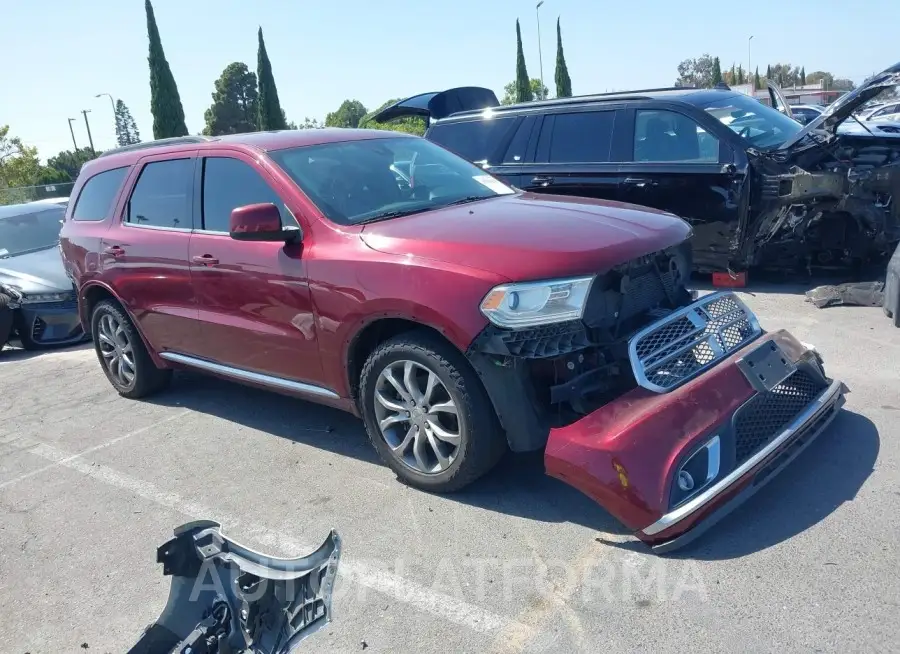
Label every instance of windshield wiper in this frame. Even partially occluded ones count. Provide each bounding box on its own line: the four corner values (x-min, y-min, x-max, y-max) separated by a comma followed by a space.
442, 195, 490, 208
356, 207, 432, 225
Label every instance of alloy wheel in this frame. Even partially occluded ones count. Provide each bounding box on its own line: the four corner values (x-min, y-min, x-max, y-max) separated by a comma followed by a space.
373, 360, 461, 474
97, 312, 135, 387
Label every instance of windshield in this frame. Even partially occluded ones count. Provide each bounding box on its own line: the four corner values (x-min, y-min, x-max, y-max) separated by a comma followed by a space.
703, 94, 804, 151
0, 206, 66, 259
268, 137, 515, 225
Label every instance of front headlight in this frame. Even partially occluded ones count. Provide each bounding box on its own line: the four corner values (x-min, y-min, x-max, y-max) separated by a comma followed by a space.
480, 276, 595, 329
19, 292, 74, 304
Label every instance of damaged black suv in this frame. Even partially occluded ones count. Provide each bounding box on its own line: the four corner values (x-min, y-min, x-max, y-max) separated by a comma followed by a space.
373, 63, 900, 273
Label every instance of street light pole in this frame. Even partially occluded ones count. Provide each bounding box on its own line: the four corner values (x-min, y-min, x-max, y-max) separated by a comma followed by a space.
81, 109, 96, 155
748, 35, 754, 88
67, 118, 79, 151
536, 1, 545, 99
96, 92, 118, 147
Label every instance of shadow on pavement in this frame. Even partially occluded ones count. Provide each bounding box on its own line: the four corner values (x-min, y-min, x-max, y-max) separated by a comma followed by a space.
149, 371, 629, 536
0, 339, 92, 363
660, 409, 879, 560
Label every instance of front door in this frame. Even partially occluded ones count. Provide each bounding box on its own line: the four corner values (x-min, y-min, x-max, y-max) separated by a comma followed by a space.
187, 150, 324, 386
101, 153, 198, 353
616, 107, 742, 271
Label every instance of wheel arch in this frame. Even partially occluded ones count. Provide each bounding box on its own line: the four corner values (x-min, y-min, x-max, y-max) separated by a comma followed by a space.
79, 281, 168, 369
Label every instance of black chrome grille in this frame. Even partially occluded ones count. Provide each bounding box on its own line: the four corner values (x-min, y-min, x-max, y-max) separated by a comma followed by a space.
733, 370, 825, 464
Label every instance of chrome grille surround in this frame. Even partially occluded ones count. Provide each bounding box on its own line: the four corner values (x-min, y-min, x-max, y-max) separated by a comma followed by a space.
628, 291, 762, 393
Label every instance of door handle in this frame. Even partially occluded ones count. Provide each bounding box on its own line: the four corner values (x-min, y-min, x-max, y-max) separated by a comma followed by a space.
531, 176, 554, 187
103, 245, 125, 257
623, 177, 658, 188
192, 254, 219, 266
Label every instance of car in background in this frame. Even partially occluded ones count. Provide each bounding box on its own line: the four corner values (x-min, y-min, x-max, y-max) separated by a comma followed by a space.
786, 102, 900, 136
374, 63, 900, 273
857, 100, 900, 121
0, 198, 85, 350
59, 129, 847, 552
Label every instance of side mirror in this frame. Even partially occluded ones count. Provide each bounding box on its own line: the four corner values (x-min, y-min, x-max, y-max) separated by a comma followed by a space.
229, 203, 301, 244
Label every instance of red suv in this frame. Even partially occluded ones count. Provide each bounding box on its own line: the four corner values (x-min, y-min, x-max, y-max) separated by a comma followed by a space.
59, 129, 847, 552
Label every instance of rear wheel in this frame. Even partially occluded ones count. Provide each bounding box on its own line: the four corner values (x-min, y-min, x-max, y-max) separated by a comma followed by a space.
359, 331, 506, 492
91, 300, 172, 398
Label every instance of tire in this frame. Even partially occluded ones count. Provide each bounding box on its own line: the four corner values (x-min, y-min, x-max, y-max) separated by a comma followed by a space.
91, 299, 172, 398
359, 330, 506, 492
0, 294, 13, 351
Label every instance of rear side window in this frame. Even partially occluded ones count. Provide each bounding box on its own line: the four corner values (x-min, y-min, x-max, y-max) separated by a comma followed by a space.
428, 117, 516, 163
546, 112, 616, 163
202, 157, 284, 233
127, 159, 194, 229
634, 110, 718, 163
72, 167, 128, 221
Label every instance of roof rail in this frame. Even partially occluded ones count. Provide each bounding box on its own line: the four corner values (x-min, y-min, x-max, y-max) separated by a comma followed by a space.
447, 86, 702, 119
97, 135, 213, 158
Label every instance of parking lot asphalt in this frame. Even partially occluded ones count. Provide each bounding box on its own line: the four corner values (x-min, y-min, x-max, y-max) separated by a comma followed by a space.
1, 286, 898, 653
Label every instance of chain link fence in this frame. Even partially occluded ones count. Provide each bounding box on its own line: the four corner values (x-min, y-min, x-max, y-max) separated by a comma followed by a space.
0, 182, 75, 207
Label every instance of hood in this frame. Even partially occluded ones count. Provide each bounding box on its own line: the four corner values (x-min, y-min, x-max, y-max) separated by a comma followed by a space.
0, 246, 72, 295
780, 61, 900, 149
360, 193, 691, 281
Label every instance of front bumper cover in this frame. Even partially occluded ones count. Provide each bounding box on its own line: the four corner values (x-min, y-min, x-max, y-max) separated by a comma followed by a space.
15, 299, 84, 346
544, 329, 848, 553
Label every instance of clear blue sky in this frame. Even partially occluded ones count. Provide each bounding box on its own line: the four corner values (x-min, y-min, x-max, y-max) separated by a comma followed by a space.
4, 0, 898, 160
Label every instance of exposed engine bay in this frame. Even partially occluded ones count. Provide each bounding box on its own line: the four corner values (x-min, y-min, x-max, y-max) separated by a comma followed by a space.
468, 242, 695, 450
747, 133, 900, 271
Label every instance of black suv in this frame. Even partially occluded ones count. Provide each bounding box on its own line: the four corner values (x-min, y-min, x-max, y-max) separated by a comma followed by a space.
374, 65, 900, 273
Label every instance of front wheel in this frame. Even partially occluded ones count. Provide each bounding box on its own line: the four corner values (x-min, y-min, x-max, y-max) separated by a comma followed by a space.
91, 300, 172, 399
359, 331, 506, 492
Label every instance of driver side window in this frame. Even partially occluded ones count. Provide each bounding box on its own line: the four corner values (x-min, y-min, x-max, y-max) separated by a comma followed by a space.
633, 110, 719, 163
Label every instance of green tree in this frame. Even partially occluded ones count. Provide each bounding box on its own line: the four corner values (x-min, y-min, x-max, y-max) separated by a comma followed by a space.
754, 66, 761, 89
515, 20, 533, 103
359, 99, 427, 135
296, 117, 323, 129
325, 100, 368, 128
800, 66, 807, 85
675, 54, 715, 87
711, 57, 723, 86
114, 100, 141, 146
737, 64, 745, 85
257, 27, 287, 131
146, 0, 188, 139
46, 148, 98, 182
202, 62, 259, 136
554, 18, 572, 98
766, 64, 772, 80
729, 63, 736, 85
0, 126, 40, 190
501, 78, 548, 105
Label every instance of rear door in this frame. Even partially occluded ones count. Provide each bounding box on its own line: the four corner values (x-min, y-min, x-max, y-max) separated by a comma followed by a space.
187, 149, 324, 386
616, 105, 741, 269
519, 107, 625, 200
101, 152, 198, 353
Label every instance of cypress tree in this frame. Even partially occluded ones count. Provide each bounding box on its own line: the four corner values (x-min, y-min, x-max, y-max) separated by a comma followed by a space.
711, 57, 723, 86
800, 66, 807, 85
145, 0, 187, 139
754, 66, 761, 90
515, 20, 533, 103
257, 27, 288, 131
766, 64, 772, 79
554, 18, 572, 98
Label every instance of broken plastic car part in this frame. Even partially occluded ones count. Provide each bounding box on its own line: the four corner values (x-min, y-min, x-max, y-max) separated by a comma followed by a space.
128, 521, 341, 654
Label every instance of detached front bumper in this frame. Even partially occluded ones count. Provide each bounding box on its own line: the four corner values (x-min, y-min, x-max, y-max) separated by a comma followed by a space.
545, 328, 848, 554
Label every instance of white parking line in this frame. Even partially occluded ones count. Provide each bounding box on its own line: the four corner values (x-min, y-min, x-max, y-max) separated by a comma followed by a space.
0, 411, 190, 491
24, 439, 532, 638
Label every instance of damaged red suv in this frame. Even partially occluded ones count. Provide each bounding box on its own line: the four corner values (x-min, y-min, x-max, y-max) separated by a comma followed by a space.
59, 129, 847, 552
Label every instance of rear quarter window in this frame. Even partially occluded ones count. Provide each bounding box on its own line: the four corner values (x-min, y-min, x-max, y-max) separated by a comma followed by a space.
428, 117, 517, 163
72, 167, 129, 221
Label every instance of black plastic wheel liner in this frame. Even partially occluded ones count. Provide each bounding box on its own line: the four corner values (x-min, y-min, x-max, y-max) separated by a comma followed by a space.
128, 520, 341, 654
